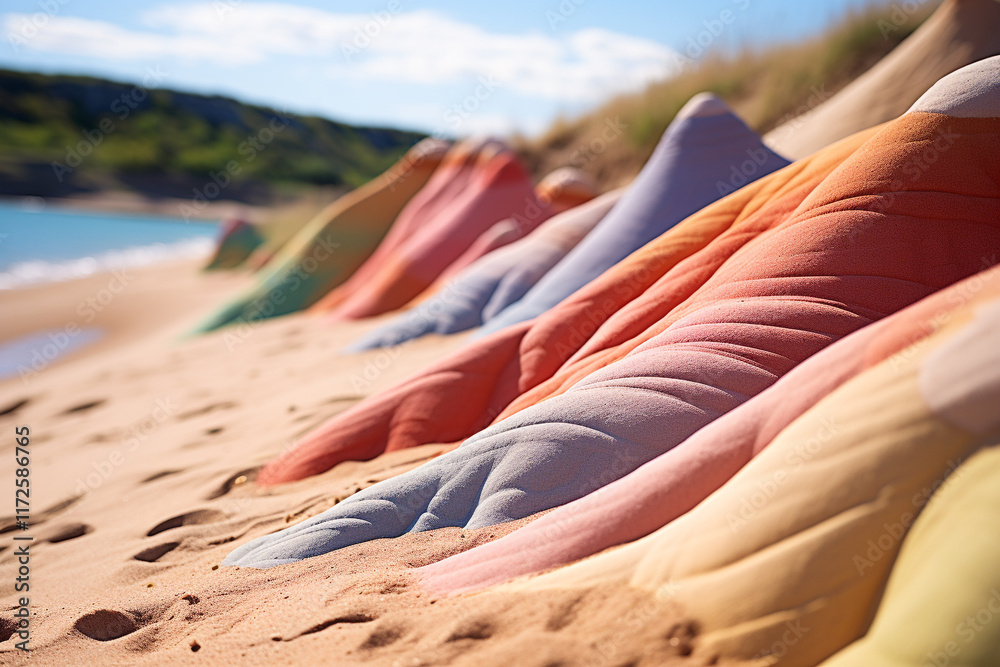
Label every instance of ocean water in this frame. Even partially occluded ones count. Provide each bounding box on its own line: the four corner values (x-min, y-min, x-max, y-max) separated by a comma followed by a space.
0, 328, 104, 382
0, 199, 219, 290
0, 199, 220, 380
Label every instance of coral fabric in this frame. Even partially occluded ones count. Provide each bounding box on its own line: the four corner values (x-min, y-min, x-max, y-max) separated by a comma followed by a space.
230, 62, 1000, 577
309, 137, 508, 314
431, 167, 598, 283
319, 144, 564, 320
349, 94, 792, 352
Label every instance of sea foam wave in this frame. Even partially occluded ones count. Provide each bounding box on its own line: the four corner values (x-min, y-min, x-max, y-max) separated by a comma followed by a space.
0, 237, 214, 290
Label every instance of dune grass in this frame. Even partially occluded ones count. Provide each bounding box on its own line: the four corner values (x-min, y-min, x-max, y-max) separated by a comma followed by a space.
517, 1, 937, 190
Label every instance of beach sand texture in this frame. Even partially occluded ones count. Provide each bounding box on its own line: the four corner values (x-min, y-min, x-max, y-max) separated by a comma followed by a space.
0, 261, 738, 665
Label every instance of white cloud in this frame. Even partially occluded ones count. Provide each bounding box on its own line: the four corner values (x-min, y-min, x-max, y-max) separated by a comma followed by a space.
3, 2, 681, 103
5, 14, 260, 64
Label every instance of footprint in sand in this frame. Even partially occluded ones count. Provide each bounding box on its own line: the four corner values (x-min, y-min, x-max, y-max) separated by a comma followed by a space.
45, 522, 93, 543
74, 610, 139, 641
60, 399, 107, 415
0, 397, 31, 417
276, 612, 378, 642
146, 509, 227, 537
176, 402, 237, 421
0, 617, 18, 643
140, 470, 184, 483
132, 542, 181, 563
264, 342, 304, 356
0, 494, 84, 535
40, 495, 84, 516
663, 621, 699, 657
445, 618, 493, 642
545, 594, 585, 632
359, 623, 405, 650
177, 426, 226, 451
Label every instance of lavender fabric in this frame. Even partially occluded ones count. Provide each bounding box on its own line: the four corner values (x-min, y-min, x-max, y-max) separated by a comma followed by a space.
478, 93, 790, 337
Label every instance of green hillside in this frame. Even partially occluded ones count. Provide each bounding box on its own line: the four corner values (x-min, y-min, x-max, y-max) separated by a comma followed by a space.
0, 68, 425, 204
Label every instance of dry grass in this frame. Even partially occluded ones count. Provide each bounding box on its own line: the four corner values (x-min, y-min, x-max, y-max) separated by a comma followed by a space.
517, 1, 937, 190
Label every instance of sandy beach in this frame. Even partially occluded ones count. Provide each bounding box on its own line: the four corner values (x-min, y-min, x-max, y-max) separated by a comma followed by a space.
0, 260, 731, 666
3, 2, 999, 664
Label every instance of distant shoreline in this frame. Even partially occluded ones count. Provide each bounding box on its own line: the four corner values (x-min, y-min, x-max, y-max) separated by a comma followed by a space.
0, 191, 269, 223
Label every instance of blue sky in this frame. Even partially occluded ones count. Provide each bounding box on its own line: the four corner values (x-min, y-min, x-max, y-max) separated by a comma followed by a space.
1, 0, 875, 137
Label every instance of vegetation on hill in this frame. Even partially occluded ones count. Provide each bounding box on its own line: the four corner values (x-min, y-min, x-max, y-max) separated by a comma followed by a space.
517, 1, 937, 190
0, 69, 425, 204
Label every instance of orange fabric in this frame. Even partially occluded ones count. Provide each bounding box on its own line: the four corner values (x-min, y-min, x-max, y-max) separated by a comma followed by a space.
257, 127, 878, 485
309, 140, 496, 313
262, 115, 1000, 485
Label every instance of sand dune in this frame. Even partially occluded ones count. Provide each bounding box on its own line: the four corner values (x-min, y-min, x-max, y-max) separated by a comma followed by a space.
765, 0, 1000, 158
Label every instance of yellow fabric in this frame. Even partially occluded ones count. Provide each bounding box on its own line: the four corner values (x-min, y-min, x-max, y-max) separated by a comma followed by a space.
511, 296, 1000, 666
822, 375, 1000, 663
